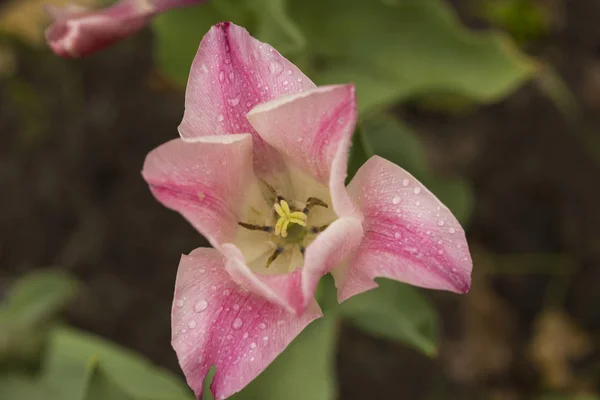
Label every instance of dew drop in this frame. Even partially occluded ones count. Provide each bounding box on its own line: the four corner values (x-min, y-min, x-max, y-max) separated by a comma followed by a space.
224, 58, 231, 64
227, 95, 241, 107
392, 196, 401, 205
297, 77, 303, 82
200, 63, 209, 74
415, 201, 421, 206
223, 289, 231, 296
258, 322, 266, 330
269, 61, 283, 75
243, 332, 249, 339
263, 336, 269, 341
437, 239, 443, 245
188, 320, 197, 329
287, 69, 293, 75
217, 114, 224, 122
413, 187, 421, 194
250, 357, 255, 362
437, 220, 445, 227
181, 328, 187, 334
218, 71, 225, 82
394, 232, 401, 239
449, 227, 456, 234
194, 300, 208, 313
438, 249, 444, 255
232, 318, 243, 330
402, 179, 409, 187
249, 342, 257, 349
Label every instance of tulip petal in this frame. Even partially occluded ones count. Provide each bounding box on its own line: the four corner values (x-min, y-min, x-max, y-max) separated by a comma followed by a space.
335, 156, 472, 301
142, 134, 264, 247
45, 0, 202, 58
172, 248, 322, 400
179, 22, 316, 175
247, 84, 360, 218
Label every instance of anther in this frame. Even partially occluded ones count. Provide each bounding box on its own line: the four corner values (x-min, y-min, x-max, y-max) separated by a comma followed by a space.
261, 179, 285, 202
266, 247, 284, 268
238, 222, 274, 233
303, 197, 328, 215
310, 224, 329, 234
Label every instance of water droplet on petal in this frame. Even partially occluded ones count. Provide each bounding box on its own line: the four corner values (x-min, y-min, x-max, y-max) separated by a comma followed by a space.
297, 77, 303, 82
224, 58, 231, 64
402, 179, 409, 187
176, 299, 184, 307
413, 187, 421, 194
227, 95, 241, 107
449, 227, 456, 234
258, 322, 266, 330
218, 71, 225, 82
250, 342, 257, 349
188, 320, 197, 329
194, 300, 208, 313
269, 61, 283, 75
217, 115, 224, 122
394, 232, 401, 239
437, 220, 445, 226
232, 318, 243, 330
392, 196, 401, 205
223, 289, 231, 296
243, 332, 249, 339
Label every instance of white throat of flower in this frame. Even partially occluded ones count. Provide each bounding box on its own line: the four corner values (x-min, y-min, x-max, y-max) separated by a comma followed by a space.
234, 179, 333, 273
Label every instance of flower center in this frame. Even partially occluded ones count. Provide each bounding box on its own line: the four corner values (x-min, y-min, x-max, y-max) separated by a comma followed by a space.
237, 181, 331, 270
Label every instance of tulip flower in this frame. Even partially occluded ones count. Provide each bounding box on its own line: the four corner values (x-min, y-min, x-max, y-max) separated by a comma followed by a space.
142, 22, 472, 399
45, 0, 203, 57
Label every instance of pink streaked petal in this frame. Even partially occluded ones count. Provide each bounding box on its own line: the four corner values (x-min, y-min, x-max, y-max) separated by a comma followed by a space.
142, 134, 255, 247
247, 84, 360, 218
179, 22, 315, 175
336, 156, 472, 301
301, 217, 364, 310
172, 248, 321, 400
220, 244, 305, 315
45, 0, 203, 58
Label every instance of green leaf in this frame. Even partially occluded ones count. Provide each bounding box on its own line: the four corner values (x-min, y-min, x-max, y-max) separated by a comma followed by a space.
0, 374, 47, 399
0, 270, 79, 365
1, 270, 78, 326
339, 279, 439, 356
355, 114, 474, 224
292, 0, 536, 114
42, 326, 194, 400
230, 316, 338, 400
84, 361, 136, 400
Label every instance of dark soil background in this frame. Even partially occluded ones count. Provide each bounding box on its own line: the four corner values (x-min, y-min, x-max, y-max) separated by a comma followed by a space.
1, 1, 600, 399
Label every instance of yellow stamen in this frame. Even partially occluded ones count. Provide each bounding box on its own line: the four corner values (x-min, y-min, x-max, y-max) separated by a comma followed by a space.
273, 199, 307, 237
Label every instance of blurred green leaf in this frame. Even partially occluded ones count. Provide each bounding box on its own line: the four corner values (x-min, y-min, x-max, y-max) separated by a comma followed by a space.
354, 114, 474, 223
1, 270, 78, 326
0, 374, 47, 399
230, 317, 338, 400
84, 361, 136, 400
42, 326, 194, 400
0, 270, 79, 365
339, 279, 439, 356
292, 0, 536, 114
479, 0, 550, 44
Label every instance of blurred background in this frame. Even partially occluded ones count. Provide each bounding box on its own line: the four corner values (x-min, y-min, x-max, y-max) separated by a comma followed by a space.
1, 0, 600, 399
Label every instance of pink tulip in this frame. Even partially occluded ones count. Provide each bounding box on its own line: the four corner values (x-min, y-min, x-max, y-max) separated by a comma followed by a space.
142, 22, 472, 399
45, 0, 203, 58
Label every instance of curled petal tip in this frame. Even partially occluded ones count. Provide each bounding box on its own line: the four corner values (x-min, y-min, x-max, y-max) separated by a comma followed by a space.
45, 0, 205, 58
